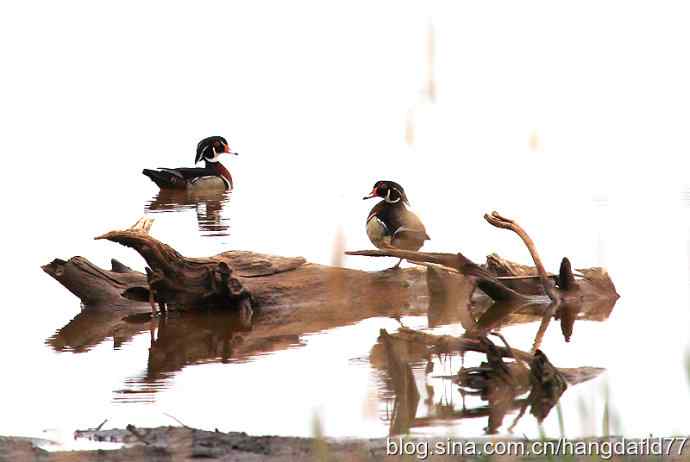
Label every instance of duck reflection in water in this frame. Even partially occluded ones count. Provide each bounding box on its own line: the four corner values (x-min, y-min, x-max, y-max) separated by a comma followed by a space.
145, 188, 231, 237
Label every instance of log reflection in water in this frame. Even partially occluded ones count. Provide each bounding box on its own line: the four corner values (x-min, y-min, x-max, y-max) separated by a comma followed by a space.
43, 258, 432, 402
145, 188, 231, 237
372, 327, 605, 435
114, 307, 265, 401
426, 268, 618, 344
46, 306, 152, 353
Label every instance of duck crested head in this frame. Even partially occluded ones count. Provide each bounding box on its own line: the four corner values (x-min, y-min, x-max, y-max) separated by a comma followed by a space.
195, 136, 238, 164
363, 180, 409, 205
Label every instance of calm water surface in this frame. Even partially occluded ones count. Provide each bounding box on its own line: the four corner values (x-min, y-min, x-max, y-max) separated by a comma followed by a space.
1, 151, 690, 449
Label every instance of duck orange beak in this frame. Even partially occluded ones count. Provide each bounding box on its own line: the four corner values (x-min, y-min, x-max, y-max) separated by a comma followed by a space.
223, 144, 239, 156
362, 187, 378, 200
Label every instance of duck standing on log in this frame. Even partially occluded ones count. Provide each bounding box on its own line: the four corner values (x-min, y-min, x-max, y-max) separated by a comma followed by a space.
143, 136, 238, 190
363, 180, 430, 269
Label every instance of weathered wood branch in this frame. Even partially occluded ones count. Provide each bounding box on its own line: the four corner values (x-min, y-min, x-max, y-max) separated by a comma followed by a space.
484, 211, 559, 300
95, 219, 253, 310
42, 257, 148, 306
346, 249, 528, 303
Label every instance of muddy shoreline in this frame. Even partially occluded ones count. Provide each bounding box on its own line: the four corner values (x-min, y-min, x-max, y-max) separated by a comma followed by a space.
3, 426, 688, 461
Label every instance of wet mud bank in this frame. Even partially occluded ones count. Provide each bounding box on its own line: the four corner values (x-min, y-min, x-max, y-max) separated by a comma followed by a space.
4, 427, 689, 461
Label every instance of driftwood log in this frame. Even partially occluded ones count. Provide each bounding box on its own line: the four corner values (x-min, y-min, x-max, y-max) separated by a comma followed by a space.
43, 257, 616, 359
43, 214, 618, 357
43, 214, 618, 402
43, 218, 432, 362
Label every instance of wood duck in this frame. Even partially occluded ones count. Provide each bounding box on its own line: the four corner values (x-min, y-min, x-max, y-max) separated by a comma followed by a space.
363, 180, 430, 268
142, 136, 238, 190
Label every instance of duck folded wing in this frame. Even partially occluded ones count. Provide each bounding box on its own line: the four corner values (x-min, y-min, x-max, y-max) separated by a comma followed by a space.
159, 167, 217, 180
391, 226, 428, 251
388, 209, 429, 251
391, 208, 430, 240
393, 226, 430, 241
142, 167, 218, 189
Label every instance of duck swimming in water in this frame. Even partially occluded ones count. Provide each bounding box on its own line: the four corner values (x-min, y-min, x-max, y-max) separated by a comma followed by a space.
363, 180, 430, 268
143, 136, 238, 190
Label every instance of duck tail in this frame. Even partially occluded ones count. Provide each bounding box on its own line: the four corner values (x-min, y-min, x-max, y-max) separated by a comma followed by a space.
142, 169, 182, 189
